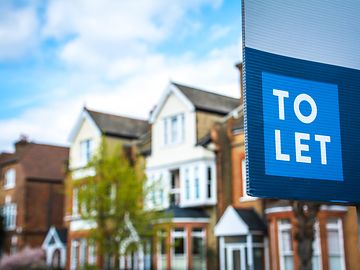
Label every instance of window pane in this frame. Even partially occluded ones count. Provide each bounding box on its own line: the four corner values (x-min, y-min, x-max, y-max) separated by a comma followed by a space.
164, 119, 168, 145
284, 256, 294, 270
207, 167, 212, 199
254, 248, 265, 270
185, 169, 190, 200
329, 256, 341, 270
327, 230, 340, 254
171, 116, 178, 143
312, 256, 321, 270
278, 219, 294, 270
192, 230, 206, 270
194, 167, 199, 199
281, 230, 293, 252
5, 169, 15, 188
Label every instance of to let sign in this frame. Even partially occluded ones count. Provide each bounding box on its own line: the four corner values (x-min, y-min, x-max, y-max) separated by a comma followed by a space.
243, 0, 360, 203
263, 73, 343, 181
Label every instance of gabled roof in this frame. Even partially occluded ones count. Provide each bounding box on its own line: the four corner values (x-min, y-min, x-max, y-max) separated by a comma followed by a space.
173, 82, 240, 115
149, 82, 240, 123
215, 206, 267, 236
234, 208, 267, 232
42, 226, 68, 248
85, 108, 149, 139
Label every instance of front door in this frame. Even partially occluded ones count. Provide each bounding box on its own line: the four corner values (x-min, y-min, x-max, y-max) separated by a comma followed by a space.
226, 244, 247, 270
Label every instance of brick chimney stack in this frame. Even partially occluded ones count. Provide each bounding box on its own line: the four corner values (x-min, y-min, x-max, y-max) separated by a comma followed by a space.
15, 134, 29, 154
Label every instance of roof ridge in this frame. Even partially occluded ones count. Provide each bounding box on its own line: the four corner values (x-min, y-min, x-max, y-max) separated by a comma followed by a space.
85, 108, 148, 123
172, 82, 239, 100
24, 142, 69, 149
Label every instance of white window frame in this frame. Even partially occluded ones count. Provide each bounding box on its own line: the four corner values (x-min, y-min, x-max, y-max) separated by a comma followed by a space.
327, 218, 346, 270
88, 240, 96, 265
80, 139, 93, 165
194, 167, 200, 199
206, 166, 212, 199
3, 203, 16, 230
79, 238, 87, 267
171, 228, 188, 270
163, 113, 185, 146
4, 168, 15, 189
72, 188, 79, 216
70, 240, 79, 270
278, 219, 294, 270
240, 159, 257, 201
185, 168, 190, 200
191, 228, 206, 270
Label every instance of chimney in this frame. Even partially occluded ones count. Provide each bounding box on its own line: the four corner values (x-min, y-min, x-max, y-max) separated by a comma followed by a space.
235, 63, 243, 107
15, 134, 29, 154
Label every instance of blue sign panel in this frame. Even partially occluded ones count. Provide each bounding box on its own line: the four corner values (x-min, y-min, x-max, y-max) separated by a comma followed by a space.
244, 48, 360, 203
262, 72, 343, 181
243, 0, 360, 203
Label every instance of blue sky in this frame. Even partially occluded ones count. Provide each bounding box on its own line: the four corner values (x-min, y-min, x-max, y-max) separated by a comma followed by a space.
0, 0, 242, 151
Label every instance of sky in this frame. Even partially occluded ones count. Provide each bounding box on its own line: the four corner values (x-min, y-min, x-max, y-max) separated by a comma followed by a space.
0, 0, 242, 151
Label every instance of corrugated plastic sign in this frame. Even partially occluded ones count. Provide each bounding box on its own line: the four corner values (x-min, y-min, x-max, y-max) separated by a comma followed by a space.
243, 0, 360, 203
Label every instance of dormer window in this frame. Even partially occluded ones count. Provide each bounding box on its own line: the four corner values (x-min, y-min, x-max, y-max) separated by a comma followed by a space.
4, 168, 15, 189
80, 139, 93, 165
163, 114, 185, 145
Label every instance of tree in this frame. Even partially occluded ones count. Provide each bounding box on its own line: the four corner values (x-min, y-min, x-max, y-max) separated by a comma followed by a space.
74, 139, 165, 270
292, 201, 321, 270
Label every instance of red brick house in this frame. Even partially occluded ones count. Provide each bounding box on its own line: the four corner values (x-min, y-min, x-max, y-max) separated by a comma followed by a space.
0, 137, 69, 254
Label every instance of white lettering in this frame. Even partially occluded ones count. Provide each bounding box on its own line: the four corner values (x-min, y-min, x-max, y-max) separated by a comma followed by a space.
294, 94, 317, 124
275, 130, 290, 161
315, 135, 331, 165
295, 132, 311, 163
273, 89, 289, 120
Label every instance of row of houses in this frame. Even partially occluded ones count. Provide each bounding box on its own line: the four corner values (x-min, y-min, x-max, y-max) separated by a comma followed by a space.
1, 63, 360, 270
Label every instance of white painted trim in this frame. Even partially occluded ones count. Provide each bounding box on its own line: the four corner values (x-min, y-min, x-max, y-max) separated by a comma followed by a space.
219, 237, 225, 270
171, 218, 210, 223
265, 206, 293, 214
68, 109, 102, 143
265, 205, 348, 215
264, 237, 270, 270
146, 157, 215, 175
320, 205, 347, 212
149, 83, 195, 124
246, 234, 253, 268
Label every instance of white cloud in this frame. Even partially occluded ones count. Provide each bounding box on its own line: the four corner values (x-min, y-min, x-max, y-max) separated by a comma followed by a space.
0, 38, 241, 151
0, 4, 38, 59
209, 25, 232, 41
0, 0, 244, 151
43, 0, 223, 69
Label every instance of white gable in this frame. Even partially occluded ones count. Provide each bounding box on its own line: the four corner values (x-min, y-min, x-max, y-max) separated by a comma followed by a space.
214, 206, 249, 236
42, 227, 65, 249
149, 83, 194, 124
68, 109, 101, 143
68, 109, 102, 170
